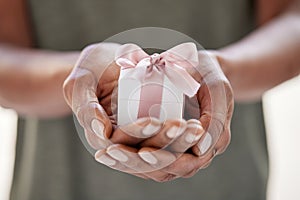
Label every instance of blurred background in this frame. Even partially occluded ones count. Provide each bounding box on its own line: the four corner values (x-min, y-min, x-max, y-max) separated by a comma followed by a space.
264, 75, 300, 200
0, 75, 299, 200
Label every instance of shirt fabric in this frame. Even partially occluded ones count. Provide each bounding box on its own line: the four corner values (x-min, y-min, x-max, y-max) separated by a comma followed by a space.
10, 0, 269, 200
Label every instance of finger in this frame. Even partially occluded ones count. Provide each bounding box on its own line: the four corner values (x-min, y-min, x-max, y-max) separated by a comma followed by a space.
95, 148, 155, 180
182, 159, 213, 178
161, 153, 199, 177
214, 127, 231, 155
104, 144, 178, 174
106, 144, 154, 173
161, 150, 215, 178
213, 96, 234, 155
189, 52, 233, 156
143, 170, 178, 182
167, 119, 204, 153
182, 168, 200, 178
96, 61, 120, 118
139, 119, 187, 149
85, 130, 109, 150
191, 91, 232, 156
77, 101, 112, 146
95, 149, 136, 174
131, 173, 150, 180
63, 45, 117, 147
138, 147, 180, 182
109, 117, 162, 146
138, 147, 178, 172
192, 82, 231, 156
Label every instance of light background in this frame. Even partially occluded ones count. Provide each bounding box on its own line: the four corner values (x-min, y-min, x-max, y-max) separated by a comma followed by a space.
0, 75, 299, 199
264, 75, 300, 200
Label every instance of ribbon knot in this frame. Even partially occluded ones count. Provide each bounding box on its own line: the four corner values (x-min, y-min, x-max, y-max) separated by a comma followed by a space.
149, 53, 162, 66
147, 53, 165, 75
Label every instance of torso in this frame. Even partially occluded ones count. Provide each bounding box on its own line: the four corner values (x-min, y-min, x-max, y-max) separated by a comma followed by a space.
11, 1, 269, 200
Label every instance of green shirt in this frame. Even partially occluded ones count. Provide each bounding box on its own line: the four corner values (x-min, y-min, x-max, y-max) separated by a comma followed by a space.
11, 0, 269, 200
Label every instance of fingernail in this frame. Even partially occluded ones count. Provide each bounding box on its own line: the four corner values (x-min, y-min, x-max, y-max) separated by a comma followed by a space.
166, 126, 184, 139
139, 152, 158, 165
107, 149, 128, 162
91, 119, 105, 140
142, 123, 161, 136
96, 155, 116, 166
188, 119, 201, 125
198, 133, 212, 154
185, 133, 201, 143
185, 123, 203, 143
187, 123, 202, 130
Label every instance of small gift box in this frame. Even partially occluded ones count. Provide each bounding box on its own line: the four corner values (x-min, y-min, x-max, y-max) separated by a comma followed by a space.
115, 43, 200, 126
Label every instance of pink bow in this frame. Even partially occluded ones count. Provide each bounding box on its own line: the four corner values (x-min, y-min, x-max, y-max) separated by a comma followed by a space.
115, 42, 200, 97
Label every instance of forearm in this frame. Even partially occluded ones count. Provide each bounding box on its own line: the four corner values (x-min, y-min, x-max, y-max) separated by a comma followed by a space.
218, 1, 300, 102
0, 44, 79, 117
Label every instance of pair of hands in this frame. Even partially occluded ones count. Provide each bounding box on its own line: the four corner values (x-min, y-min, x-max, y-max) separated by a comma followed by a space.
63, 43, 233, 182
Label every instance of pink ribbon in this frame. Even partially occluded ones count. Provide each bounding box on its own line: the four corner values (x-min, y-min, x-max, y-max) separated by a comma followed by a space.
116, 42, 200, 119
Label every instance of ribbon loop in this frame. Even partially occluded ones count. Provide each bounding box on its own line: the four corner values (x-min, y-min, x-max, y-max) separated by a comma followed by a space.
115, 43, 201, 97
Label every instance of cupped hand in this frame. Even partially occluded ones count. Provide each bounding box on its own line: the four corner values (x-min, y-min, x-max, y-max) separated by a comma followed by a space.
63, 43, 119, 149
63, 42, 203, 149
186, 50, 234, 157
63, 43, 233, 181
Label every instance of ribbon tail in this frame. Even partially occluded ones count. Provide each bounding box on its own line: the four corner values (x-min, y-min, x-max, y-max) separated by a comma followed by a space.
164, 64, 200, 97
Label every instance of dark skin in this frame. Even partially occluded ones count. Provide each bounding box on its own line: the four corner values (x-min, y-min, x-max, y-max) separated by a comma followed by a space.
1, 0, 299, 182
63, 42, 233, 181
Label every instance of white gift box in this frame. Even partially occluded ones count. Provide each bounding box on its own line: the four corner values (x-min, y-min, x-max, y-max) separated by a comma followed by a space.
115, 43, 200, 126
117, 61, 184, 125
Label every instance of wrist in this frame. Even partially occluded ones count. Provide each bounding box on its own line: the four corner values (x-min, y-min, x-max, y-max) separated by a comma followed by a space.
214, 49, 258, 102
214, 50, 241, 90
0, 46, 80, 117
